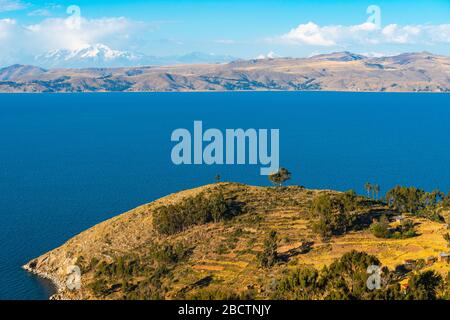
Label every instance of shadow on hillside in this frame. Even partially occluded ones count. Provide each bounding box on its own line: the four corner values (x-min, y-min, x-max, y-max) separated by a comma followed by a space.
278, 241, 314, 263
351, 208, 396, 231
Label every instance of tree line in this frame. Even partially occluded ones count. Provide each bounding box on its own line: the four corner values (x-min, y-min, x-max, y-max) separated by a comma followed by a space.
385, 186, 449, 221
153, 191, 241, 236
274, 250, 448, 300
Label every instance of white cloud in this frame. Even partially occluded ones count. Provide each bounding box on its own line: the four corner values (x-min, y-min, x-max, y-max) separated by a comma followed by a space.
27, 9, 52, 17
280, 22, 337, 46
379, 24, 450, 45
0, 0, 25, 12
24, 16, 139, 51
0, 14, 145, 66
256, 51, 279, 59
215, 39, 235, 45
275, 21, 450, 46
0, 18, 26, 65
361, 51, 399, 58
0, 18, 17, 40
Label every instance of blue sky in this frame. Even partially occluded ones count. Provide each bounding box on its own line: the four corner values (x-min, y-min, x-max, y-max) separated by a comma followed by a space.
0, 0, 449, 66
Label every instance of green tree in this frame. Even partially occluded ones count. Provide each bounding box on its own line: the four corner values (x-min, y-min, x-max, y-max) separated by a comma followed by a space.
268, 167, 292, 187
370, 215, 390, 238
406, 271, 442, 300
311, 192, 357, 238
386, 186, 445, 221
311, 194, 334, 238
210, 192, 228, 223
258, 230, 278, 268
275, 266, 320, 300
443, 192, 450, 208
443, 233, 450, 248
320, 250, 381, 300
364, 182, 372, 198
153, 192, 237, 235
373, 184, 380, 200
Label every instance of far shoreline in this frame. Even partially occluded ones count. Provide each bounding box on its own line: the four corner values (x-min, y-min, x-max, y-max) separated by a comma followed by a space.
0, 90, 449, 95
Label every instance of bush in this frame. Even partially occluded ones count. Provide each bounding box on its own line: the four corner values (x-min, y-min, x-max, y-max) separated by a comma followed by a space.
275, 266, 319, 299
257, 230, 278, 268
274, 251, 405, 300
153, 242, 192, 264
370, 215, 390, 238
443, 192, 450, 208
406, 271, 443, 300
89, 279, 108, 296
153, 191, 238, 235
320, 250, 381, 300
310, 192, 358, 238
371, 216, 417, 239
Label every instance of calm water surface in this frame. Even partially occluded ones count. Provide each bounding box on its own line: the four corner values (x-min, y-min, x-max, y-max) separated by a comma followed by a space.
0, 92, 449, 299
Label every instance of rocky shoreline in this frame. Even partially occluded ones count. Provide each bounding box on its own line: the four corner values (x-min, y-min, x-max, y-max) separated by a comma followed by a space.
22, 262, 67, 300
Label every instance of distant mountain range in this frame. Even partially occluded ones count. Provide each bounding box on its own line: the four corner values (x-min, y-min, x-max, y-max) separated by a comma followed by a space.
34, 44, 237, 68
1, 51, 449, 93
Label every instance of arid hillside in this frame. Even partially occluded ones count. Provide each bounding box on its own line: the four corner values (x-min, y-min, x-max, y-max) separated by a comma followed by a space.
24, 183, 450, 300
2, 52, 450, 93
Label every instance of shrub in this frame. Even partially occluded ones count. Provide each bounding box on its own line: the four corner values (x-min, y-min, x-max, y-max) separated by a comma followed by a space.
153, 242, 192, 264
370, 215, 390, 238
371, 216, 417, 239
443, 192, 450, 208
406, 271, 443, 300
274, 251, 406, 300
320, 250, 381, 300
257, 230, 278, 268
89, 279, 108, 296
153, 191, 238, 235
310, 192, 358, 238
275, 266, 319, 299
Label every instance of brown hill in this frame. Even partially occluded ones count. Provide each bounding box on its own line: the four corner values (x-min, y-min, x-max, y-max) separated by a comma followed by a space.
24, 183, 450, 300
2, 52, 450, 93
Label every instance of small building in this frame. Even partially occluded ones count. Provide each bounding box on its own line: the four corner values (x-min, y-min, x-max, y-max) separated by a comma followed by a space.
439, 253, 450, 263
403, 259, 416, 270
393, 215, 405, 225
400, 279, 409, 292
404, 259, 416, 265
426, 256, 437, 266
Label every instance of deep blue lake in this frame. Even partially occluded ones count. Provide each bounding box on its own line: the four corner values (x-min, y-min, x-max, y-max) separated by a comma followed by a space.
0, 92, 449, 299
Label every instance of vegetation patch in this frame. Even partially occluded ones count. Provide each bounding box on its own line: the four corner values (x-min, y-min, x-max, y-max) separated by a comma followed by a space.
386, 186, 449, 222
370, 215, 418, 239
310, 191, 362, 238
274, 250, 449, 300
153, 190, 243, 235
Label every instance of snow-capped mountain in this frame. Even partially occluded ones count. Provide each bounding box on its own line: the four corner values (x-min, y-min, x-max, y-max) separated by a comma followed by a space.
35, 44, 142, 68
35, 44, 238, 68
